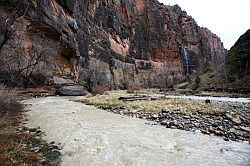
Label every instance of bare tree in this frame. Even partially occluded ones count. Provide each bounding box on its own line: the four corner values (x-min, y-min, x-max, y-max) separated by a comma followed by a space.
0, 0, 29, 54
1, 32, 57, 87
215, 64, 229, 91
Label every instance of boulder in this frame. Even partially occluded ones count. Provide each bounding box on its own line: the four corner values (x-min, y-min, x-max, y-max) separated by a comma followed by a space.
240, 126, 250, 132
57, 85, 89, 96
52, 77, 76, 86
205, 99, 211, 104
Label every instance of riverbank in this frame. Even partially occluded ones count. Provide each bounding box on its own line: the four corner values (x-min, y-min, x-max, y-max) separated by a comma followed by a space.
77, 90, 250, 142
0, 85, 61, 165
23, 97, 250, 166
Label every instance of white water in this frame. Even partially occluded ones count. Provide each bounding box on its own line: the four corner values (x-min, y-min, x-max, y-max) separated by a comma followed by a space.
24, 97, 250, 166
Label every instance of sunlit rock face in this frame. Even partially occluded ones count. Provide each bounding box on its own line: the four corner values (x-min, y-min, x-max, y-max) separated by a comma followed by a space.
1, 0, 226, 88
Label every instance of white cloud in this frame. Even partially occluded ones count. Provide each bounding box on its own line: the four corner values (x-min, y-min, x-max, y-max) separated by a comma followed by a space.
159, 0, 250, 49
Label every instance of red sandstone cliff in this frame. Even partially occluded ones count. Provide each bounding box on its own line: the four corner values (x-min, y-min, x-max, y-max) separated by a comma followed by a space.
0, 0, 226, 89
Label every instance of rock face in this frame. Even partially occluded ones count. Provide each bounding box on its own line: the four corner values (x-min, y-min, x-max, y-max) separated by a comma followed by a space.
52, 77, 76, 86
226, 29, 250, 81
0, 0, 226, 89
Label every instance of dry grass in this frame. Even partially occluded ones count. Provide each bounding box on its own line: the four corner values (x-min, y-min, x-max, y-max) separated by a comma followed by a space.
0, 84, 22, 133
127, 88, 160, 95
0, 85, 37, 165
127, 85, 141, 95
0, 85, 22, 114
0, 131, 41, 165
91, 85, 108, 96
78, 90, 225, 115
0, 84, 61, 165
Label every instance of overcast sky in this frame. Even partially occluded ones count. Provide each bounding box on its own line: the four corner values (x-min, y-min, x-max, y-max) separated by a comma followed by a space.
158, 0, 250, 49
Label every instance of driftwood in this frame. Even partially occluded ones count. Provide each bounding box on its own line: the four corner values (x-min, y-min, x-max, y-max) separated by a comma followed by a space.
118, 95, 165, 101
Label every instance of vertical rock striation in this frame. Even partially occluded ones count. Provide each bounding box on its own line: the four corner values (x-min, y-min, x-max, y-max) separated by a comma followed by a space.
0, 0, 226, 89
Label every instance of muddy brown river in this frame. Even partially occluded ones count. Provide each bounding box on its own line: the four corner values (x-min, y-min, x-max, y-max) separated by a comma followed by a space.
24, 97, 250, 166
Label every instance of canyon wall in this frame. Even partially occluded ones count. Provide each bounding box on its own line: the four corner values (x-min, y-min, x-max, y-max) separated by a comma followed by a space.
0, 0, 226, 89
226, 29, 250, 81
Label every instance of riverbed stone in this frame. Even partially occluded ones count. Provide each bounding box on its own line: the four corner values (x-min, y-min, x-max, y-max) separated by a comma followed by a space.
131, 109, 139, 114
226, 114, 242, 124
160, 120, 170, 125
152, 114, 159, 119
170, 126, 177, 129
208, 126, 215, 133
205, 99, 211, 104
240, 126, 250, 132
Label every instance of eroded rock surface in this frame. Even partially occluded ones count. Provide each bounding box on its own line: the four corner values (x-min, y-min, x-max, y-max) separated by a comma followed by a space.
0, 0, 226, 88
